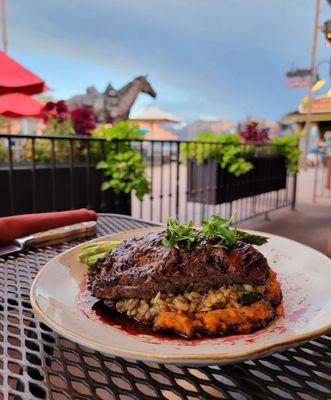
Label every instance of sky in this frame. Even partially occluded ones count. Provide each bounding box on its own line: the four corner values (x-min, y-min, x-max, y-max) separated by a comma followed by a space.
6, 0, 331, 124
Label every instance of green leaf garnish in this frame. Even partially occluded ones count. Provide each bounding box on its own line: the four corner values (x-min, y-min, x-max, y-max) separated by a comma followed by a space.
162, 218, 200, 250
162, 214, 268, 250
200, 214, 237, 247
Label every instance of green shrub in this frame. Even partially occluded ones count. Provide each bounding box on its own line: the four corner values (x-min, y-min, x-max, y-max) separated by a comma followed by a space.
93, 121, 151, 200
181, 131, 300, 176
0, 140, 7, 163
180, 132, 254, 176
21, 139, 71, 164
270, 134, 300, 174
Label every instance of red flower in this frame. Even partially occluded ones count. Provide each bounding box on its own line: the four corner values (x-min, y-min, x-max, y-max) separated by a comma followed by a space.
42, 100, 71, 127
71, 107, 96, 135
240, 122, 269, 144
58, 111, 69, 120
45, 101, 57, 111
56, 100, 68, 114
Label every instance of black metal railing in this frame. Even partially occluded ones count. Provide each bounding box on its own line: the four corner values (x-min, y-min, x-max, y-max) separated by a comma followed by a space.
0, 133, 297, 223
313, 146, 331, 202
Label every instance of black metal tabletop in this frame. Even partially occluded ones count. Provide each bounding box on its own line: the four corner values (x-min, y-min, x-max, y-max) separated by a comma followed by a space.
0, 214, 330, 400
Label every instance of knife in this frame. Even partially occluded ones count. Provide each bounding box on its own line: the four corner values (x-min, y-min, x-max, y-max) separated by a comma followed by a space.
0, 220, 97, 257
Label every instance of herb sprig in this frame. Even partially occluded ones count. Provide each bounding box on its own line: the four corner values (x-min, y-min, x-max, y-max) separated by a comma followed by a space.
162, 214, 268, 250
162, 218, 200, 250
199, 214, 237, 247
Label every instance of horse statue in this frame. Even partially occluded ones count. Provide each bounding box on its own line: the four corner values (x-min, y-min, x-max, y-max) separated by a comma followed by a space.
67, 76, 156, 124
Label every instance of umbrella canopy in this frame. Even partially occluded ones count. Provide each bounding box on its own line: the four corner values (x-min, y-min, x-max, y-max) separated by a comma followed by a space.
0, 93, 44, 118
0, 51, 49, 95
131, 106, 180, 123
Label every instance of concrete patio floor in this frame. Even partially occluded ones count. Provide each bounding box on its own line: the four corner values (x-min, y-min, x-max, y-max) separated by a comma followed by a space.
239, 169, 330, 255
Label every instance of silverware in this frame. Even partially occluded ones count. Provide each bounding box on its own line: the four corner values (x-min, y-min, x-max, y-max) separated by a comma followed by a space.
0, 220, 97, 257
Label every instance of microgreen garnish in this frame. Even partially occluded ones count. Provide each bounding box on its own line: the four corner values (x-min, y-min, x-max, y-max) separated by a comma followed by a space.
162, 214, 268, 250
162, 218, 200, 250
200, 214, 237, 247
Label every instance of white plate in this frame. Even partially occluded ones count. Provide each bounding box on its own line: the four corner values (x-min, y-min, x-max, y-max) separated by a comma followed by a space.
30, 227, 331, 365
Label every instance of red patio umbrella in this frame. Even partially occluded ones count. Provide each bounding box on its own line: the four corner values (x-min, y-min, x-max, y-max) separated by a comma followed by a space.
0, 93, 44, 118
0, 51, 49, 95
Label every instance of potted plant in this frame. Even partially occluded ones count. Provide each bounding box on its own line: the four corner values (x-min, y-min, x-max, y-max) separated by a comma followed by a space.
93, 121, 151, 214
183, 132, 255, 203
240, 122, 287, 196
182, 125, 298, 205
0, 108, 150, 216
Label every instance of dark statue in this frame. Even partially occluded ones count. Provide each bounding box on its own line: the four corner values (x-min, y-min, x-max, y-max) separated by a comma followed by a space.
67, 76, 157, 124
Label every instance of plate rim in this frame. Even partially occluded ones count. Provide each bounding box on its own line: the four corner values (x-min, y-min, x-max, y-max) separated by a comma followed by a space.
30, 227, 331, 363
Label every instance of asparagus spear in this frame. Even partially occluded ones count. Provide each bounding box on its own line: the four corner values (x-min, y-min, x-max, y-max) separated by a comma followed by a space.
237, 230, 268, 246
79, 240, 121, 266
85, 252, 109, 267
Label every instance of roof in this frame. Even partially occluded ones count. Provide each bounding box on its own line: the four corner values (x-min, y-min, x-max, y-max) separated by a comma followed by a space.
131, 106, 180, 123
0, 51, 49, 95
283, 111, 331, 123
137, 121, 178, 140
284, 96, 331, 123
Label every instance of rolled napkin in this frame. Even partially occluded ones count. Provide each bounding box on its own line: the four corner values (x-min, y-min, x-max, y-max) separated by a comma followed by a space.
0, 209, 97, 245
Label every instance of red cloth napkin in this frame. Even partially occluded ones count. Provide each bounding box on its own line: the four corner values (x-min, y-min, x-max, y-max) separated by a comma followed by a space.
0, 209, 97, 245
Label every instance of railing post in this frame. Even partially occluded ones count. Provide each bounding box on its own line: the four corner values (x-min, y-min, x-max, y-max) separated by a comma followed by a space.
291, 140, 300, 210
159, 141, 164, 222
291, 173, 297, 210
31, 138, 37, 212
139, 141, 144, 219
149, 141, 154, 221
313, 159, 318, 203
175, 141, 180, 219
69, 139, 75, 209
168, 143, 173, 217
7, 136, 14, 215
51, 138, 56, 211
85, 140, 91, 209
100, 140, 107, 212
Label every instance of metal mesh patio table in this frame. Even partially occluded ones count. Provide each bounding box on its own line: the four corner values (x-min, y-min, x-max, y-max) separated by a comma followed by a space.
0, 213, 330, 400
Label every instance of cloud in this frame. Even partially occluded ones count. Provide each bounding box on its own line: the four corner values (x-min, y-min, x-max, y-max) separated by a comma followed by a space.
7, 0, 330, 121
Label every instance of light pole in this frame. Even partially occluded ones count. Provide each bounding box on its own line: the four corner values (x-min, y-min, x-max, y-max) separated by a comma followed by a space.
1, 0, 7, 53
302, 0, 321, 168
